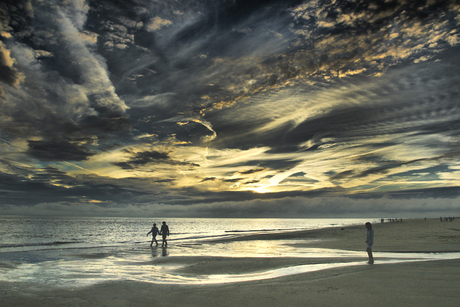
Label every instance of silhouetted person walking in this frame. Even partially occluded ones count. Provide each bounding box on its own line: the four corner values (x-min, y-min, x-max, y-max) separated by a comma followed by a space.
365, 222, 374, 264
146, 223, 159, 247
160, 221, 169, 247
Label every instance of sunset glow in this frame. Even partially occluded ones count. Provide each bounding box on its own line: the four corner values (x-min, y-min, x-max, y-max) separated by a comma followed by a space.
1, 0, 460, 217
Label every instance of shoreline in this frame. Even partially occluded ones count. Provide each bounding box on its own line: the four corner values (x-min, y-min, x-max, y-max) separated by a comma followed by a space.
2, 258, 459, 306
1, 218, 460, 306
209, 217, 460, 252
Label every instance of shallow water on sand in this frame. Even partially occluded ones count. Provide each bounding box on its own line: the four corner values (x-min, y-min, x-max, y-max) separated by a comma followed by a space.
2, 236, 460, 287
2, 216, 460, 286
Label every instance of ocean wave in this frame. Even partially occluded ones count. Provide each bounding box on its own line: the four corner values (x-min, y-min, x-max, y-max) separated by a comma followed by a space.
0, 241, 81, 249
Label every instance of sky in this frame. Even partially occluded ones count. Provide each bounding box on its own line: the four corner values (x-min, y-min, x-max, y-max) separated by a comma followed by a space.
1, 0, 460, 218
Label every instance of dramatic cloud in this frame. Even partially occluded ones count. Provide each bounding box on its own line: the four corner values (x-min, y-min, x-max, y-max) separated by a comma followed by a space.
146, 17, 172, 32
1, 0, 460, 217
113, 149, 200, 169
27, 139, 97, 161
0, 42, 23, 89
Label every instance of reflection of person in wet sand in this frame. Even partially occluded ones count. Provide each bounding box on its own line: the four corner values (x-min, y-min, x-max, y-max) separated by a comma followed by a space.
365, 222, 374, 264
160, 221, 169, 247
146, 223, 159, 247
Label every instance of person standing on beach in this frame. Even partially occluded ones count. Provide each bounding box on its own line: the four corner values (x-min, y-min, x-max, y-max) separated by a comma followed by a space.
160, 221, 170, 247
146, 223, 159, 247
365, 222, 374, 264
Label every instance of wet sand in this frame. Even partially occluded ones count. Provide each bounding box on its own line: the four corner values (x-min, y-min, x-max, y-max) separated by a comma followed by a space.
1, 218, 460, 306
210, 217, 460, 252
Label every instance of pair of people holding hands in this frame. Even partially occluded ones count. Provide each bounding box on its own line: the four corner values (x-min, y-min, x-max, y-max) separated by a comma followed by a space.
147, 221, 169, 247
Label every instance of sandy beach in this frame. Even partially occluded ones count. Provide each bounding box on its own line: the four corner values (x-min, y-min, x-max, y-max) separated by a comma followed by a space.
1, 218, 460, 306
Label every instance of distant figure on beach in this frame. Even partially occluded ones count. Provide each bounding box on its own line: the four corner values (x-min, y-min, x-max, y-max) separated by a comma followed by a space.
365, 222, 374, 264
146, 223, 159, 247
160, 221, 170, 247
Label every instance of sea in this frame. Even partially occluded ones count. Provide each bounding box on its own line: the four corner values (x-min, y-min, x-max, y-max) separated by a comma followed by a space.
0, 216, 375, 255
1, 216, 458, 286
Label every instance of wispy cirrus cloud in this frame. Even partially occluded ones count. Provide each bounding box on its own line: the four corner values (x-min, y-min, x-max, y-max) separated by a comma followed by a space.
1, 0, 460, 217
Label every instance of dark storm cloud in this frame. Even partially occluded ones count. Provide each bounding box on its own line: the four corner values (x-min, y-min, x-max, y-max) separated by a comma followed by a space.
221, 49, 460, 154
0, 172, 61, 205
362, 186, 460, 200
3, 0, 459, 139
135, 119, 216, 145
113, 149, 200, 170
0, 166, 160, 206
79, 115, 132, 134
30, 165, 73, 183
1, 0, 129, 150
27, 139, 96, 161
0, 0, 28, 92
178, 0, 460, 119
64, 0, 460, 150
330, 151, 460, 181
87, 0, 305, 115
1, 0, 460, 217
0, 156, 173, 208
330, 170, 355, 181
